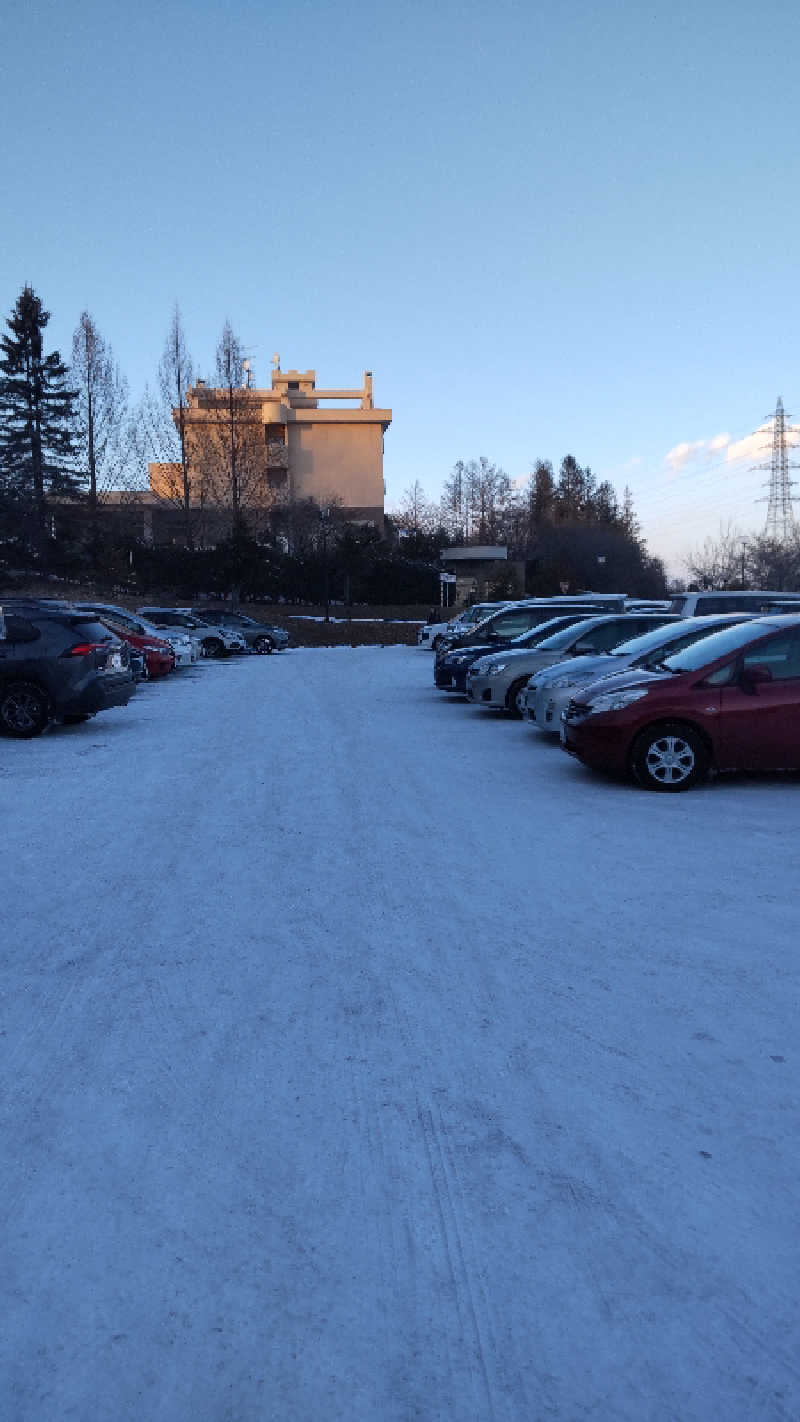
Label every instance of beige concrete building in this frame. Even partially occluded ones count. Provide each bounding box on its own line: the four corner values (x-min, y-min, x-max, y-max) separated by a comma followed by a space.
149, 364, 391, 539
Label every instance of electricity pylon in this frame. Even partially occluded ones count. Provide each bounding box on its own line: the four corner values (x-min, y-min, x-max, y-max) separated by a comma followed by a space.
754, 396, 798, 540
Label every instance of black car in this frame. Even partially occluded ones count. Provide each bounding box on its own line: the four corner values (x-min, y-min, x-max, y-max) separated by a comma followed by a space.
434, 614, 596, 692
0, 600, 135, 737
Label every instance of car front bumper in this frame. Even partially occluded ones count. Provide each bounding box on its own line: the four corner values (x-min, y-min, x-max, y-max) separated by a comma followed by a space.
533, 685, 573, 732
560, 715, 631, 772
435, 665, 470, 690
465, 673, 507, 706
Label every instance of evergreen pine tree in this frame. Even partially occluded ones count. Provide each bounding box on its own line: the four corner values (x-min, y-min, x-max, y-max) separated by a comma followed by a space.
621, 485, 642, 544
530, 459, 555, 527
593, 479, 620, 525
0, 286, 81, 546
555, 454, 586, 521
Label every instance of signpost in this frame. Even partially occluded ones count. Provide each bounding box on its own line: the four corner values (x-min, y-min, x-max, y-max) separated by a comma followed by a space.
439, 571, 456, 607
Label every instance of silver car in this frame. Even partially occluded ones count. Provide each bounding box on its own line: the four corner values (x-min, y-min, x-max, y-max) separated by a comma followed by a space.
190, 608, 289, 653
526, 613, 756, 733
466, 614, 675, 717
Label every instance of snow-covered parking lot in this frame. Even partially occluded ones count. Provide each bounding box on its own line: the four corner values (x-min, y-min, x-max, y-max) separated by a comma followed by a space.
3, 645, 799, 1421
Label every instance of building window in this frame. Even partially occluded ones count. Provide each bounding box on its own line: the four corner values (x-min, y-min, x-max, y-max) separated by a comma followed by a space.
268, 468, 288, 489
288, 381, 299, 391
265, 424, 285, 444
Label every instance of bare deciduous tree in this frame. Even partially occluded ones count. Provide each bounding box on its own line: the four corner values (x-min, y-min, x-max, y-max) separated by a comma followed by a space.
71, 311, 129, 557
440, 459, 470, 542
685, 523, 747, 589
192, 322, 275, 540
394, 480, 432, 537
440, 458, 510, 543
158, 306, 194, 546
467, 457, 511, 542
741, 533, 800, 591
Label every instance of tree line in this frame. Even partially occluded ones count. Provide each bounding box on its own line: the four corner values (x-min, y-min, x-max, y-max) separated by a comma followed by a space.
0, 287, 278, 556
685, 523, 800, 593
392, 457, 667, 597
1, 280, 667, 601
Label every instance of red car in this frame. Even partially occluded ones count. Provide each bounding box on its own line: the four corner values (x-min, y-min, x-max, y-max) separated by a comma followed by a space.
561, 615, 800, 791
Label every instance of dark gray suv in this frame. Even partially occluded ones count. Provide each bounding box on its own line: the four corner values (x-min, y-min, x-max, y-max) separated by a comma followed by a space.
0, 600, 135, 737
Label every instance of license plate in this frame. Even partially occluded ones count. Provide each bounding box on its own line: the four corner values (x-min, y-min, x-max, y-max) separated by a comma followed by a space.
109, 650, 123, 669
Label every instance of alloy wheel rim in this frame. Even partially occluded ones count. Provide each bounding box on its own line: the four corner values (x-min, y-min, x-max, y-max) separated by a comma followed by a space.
4, 690, 40, 730
645, 735, 694, 784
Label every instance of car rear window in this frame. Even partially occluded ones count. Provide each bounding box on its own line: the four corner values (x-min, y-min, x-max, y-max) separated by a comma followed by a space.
3, 615, 42, 642
144, 610, 187, 626
66, 618, 115, 641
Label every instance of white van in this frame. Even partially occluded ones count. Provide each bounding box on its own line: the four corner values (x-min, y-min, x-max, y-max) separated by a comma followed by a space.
667, 590, 800, 617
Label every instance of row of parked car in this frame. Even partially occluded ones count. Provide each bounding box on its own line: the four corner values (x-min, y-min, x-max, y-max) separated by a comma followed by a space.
425, 590, 800, 792
0, 598, 290, 738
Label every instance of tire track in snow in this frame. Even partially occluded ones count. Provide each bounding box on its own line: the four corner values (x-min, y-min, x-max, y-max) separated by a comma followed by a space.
293, 650, 504, 1416
416, 1099, 499, 1421
322, 657, 531, 1420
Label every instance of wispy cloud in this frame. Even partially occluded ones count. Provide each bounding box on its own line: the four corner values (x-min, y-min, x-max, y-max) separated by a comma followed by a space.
664, 438, 713, 473
664, 422, 800, 475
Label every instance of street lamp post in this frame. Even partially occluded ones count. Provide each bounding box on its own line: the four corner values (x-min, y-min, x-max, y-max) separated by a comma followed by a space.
320, 507, 331, 623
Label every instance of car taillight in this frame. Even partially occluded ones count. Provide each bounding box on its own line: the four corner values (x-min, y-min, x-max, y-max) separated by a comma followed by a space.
62, 641, 111, 657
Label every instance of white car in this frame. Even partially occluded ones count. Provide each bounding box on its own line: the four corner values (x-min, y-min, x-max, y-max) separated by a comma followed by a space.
417, 602, 513, 650
137, 607, 246, 657
157, 629, 197, 668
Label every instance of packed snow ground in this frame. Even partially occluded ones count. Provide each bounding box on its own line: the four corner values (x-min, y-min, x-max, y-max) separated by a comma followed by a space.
2, 645, 799, 1421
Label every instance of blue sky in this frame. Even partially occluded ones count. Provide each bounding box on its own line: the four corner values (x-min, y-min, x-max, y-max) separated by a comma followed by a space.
3, 0, 799, 572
